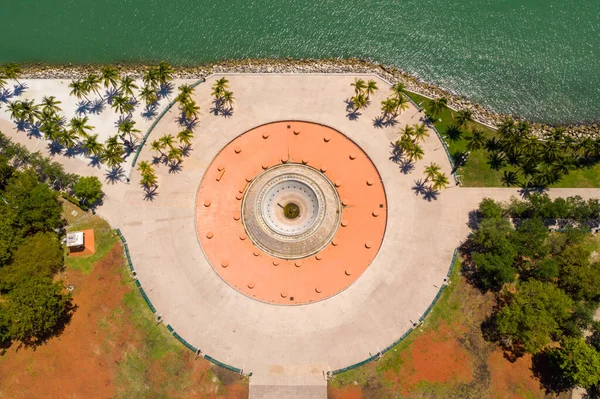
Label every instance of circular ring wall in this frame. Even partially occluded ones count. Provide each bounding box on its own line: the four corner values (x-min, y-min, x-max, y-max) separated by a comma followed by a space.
195, 121, 387, 305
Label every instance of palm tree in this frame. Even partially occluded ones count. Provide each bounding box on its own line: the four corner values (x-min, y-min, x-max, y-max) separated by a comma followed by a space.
427, 97, 447, 117
119, 75, 138, 100
157, 61, 174, 85
69, 79, 90, 101
43, 123, 63, 143
466, 129, 486, 151
85, 73, 103, 97
59, 129, 79, 149
111, 95, 133, 114
406, 143, 425, 162
138, 160, 152, 174
412, 123, 429, 143
16, 100, 40, 124
0, 76, 6, 90
81, 133, 104, 157
139, 163, 157, 188
159, 134, 175, 149
365, 80, 378, 100
177, 84, 194, 104
105, 134, 123, 152
394, 95, 409, 115
167, 147, 183, 165
139, 85, 158, 105
221, 90, 235, 109
181, 100, 200, 120
431, 172, 450, 190
351, 93, 367, 110
1, 63, 23, 85
102, 148, 124, 169
350, 78, 366, 96
151, 140, 166, 158
380, 98, 396, 118
7, 101, 24, 121
118, 118, 141, 147
424, 162, 441, 182
143, 67, 159, 88
487, 151, 506, 171
454, 109, 474, 127
177, 129, 194, 146
501, 170, 519, 187
40, 96, 62, 114
69, 116, 94, 137
100, 65, 120, 88
390, 82, 407, 99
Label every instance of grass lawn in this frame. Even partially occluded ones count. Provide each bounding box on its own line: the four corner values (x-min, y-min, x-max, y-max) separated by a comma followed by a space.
405, 91, 600, 188
62, 199, 119, 274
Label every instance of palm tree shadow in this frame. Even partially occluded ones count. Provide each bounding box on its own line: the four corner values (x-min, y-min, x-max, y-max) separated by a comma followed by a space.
168, 162, 183, 174
89, 99, 105, 115
219, 107, 233, 118
141, 104, 158, 121
158, 83, 174, 100
176, 113, 198, 130
0, 88, 13, 104
412, 179, 427, 196
399, 159, 415, 174
27, 122, 42, 138
105, 167, 125, 184
105, 87, 120, 105
389, 142, 403, 163
75, 100, 90, 115
15, 119, 29, 132
143, 186, 159, 201
152, 155, 163, 166
383, 116, 399, 128
517, 186, 548, 199
64, 146, 83, 158
12, 83, 27, 97
88, 155, 102, 168
48, 141, 63, 156
347, 109, 361, 121
181, 145, 193, 157
373, 116, 385, 129
423, 186, 440, 201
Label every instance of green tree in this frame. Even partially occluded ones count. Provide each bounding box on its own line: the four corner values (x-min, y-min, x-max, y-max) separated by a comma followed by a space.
0, 232, 63, 291
478, 198, 503, 219
423, 162, 441, 183
81, 134, 104, 158
119, 75, 138, 100
40, 96, 62, 114
365, 79, 378, 100
73, 176, 103, 206
177, 129, 194, 147
6, 276, 73, 346
427, 97, 447, 117
100, 65, 120, 88
139, 85, 158, 106
495, 280, 573, 354
111, 95, 133, 115
69, 116, 94, 137
412, 123, 429, 143
454, 109, 474, 127
68, 79, 90, 101
1, 62, 23, 85
84, 73, 102, 97
431, 172, 450, 191
157, 61, 174, 86
350, 78, 366, 95
466, 129, 486, 151
546, 337, 600, 389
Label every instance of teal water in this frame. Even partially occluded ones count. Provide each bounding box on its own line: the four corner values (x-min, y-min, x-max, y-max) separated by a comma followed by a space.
1, 0, 599, 124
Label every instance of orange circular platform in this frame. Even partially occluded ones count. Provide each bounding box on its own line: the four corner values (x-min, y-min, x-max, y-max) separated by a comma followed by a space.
195, 121, 387, 305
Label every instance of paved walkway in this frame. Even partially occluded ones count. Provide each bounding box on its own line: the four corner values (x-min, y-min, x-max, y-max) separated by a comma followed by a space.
1, 74, 599, 397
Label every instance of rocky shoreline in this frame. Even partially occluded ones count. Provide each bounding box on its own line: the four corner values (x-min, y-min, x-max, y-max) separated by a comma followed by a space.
16, 58, 600, 138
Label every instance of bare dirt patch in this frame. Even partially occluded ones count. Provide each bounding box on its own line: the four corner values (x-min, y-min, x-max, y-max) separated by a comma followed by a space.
385, 320, 474, 395
488, 351, 546, 399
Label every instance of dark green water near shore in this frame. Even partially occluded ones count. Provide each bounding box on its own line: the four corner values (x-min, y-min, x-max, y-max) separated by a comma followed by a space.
1, 0, 599, 124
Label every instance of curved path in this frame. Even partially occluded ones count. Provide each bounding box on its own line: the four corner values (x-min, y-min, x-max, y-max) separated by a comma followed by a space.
2, 74, 599, 396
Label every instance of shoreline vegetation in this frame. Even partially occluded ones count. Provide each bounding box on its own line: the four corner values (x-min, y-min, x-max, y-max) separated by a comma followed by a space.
13, 57, 599, 137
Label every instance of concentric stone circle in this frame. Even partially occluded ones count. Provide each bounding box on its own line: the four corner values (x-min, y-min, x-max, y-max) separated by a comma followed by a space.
242, 163, 342, 259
